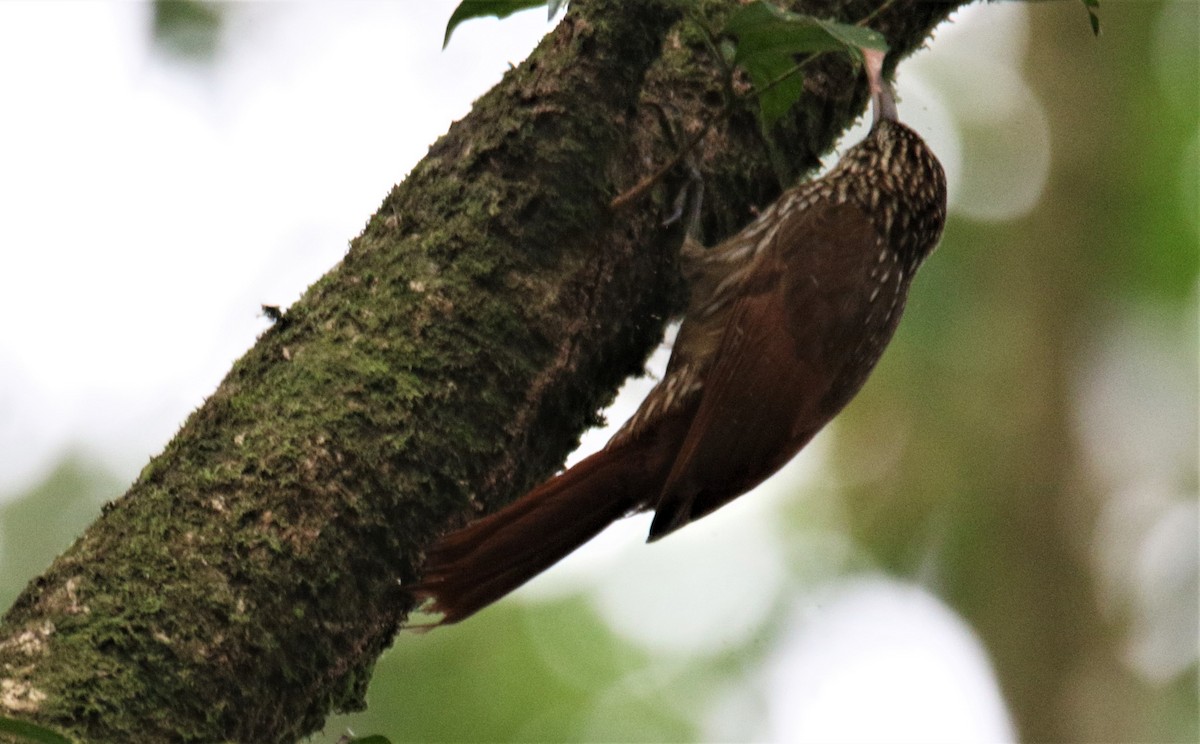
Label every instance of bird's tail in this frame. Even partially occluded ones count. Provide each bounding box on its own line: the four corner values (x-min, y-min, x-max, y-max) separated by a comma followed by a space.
410, 445, 653, 625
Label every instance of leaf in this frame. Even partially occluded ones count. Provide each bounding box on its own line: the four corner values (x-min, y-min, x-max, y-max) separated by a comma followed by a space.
723, 1, 888, 129
1080, 0, 1101, 36
443, 0, 549, 49
0, 716, 76, 744
726, 2, 887, 62
738, 52, 809, 129
726, 3, 847, 62
815, 17, 889, 53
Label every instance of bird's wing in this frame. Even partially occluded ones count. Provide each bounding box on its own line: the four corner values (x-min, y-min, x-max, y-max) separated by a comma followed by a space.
648, 200, 881, 540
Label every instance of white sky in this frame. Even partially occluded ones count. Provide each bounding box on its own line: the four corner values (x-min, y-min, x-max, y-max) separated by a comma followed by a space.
0, 3, 1048, 741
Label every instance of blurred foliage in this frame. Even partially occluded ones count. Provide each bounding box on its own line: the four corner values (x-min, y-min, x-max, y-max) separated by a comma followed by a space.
0, 456, 120, 614
319, 597, 707, 742
152, 0, 224, 61
834, 2, 1198, 740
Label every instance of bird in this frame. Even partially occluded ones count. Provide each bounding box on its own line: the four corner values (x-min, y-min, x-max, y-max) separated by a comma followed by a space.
411, 48, 948, 626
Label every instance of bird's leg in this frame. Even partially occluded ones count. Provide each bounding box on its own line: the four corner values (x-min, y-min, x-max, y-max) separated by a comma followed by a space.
673, 159, 709, 273
663, 157, 704, 234
640, 101, 708, 270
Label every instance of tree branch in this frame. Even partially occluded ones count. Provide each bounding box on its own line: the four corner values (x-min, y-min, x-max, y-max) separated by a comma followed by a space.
0, 0, 960, 740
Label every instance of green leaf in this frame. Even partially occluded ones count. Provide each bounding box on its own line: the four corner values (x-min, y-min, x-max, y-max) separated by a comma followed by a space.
815, 17, 889, 53
347, 736, 393, 744
726, 2, 887, 62
0, 716, 76, 744
1080, 0, 1101, 36
739, 52, 809, 129
443, 0, 549, 49
726, 3, 847, 62
723, 1, 888, 129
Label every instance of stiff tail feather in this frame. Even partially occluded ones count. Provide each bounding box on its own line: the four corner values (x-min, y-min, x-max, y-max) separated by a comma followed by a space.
412, 446, 648, 625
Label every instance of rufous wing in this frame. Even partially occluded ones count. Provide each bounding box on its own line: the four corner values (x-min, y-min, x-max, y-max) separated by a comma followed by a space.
647, 200, 883, 540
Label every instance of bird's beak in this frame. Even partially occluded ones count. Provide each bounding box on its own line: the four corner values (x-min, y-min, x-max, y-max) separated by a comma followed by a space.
863, 47, 898, 126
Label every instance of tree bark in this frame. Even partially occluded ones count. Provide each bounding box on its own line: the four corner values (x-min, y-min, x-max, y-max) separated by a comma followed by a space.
0, 1, 959, 741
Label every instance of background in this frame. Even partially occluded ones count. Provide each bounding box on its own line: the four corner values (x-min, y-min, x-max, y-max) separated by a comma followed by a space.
0, 1, 1195, 742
